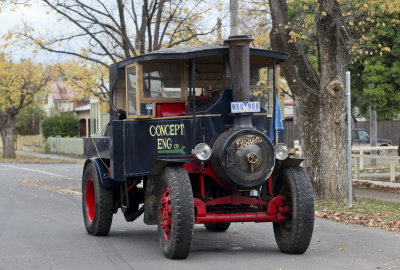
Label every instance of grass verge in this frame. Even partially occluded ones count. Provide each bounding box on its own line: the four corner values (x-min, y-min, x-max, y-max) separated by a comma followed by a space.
315, 198, 400, 232
0, 153, 82, 163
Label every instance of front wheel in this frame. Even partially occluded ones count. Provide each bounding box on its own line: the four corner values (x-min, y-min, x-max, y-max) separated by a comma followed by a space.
82, 163, 113, 236
273, 166, 314, 254
157, 166, 194, 259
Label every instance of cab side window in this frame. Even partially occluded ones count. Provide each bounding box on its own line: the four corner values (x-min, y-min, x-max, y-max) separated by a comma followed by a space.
142, 62, 182, 99
126, 65, 137, 116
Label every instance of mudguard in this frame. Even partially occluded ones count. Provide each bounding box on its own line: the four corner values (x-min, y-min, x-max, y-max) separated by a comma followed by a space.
279, 157, 310, 168
144, 159, 190, 225
272, 157, 310, 194
83, 158, 117, 188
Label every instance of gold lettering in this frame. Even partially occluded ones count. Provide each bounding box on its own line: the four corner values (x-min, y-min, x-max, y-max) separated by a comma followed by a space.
149, 126, 156, 136
169, 124, 175, 136
157, 138, 163, 149
157, 138, 173, 149
235, 136, 263, 150
160, 125, 167, 136
166, 138, 172, 149
149, 124, 185, 137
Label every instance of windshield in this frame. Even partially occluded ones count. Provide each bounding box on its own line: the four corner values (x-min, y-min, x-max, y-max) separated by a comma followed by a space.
250, 64, 274, 114
357, 130, 370, 140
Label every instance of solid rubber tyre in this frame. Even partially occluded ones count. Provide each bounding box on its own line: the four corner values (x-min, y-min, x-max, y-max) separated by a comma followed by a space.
273, 166, 314, 254
157, 166, 194, 259
82, 162, 113, 236
204, 222, 231, 232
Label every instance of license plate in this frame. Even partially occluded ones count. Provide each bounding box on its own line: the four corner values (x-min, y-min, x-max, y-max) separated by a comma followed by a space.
230, 101, 261, 113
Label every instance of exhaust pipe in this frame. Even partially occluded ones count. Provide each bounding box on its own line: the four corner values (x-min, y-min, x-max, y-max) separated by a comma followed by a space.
224, 35, 254, 128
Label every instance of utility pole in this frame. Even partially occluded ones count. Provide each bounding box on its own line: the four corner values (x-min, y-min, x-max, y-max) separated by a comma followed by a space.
370, 107, 377, 166
230, 0, 238, 36
346, 71, 352, 207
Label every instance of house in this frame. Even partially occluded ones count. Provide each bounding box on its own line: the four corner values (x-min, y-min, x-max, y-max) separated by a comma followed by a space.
43, 82, 109, 137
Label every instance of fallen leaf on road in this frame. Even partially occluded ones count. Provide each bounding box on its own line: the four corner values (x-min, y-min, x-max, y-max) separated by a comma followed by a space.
315, 209, 400, 233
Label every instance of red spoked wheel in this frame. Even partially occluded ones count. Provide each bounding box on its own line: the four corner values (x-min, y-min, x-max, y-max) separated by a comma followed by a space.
157, 166, 194, 259
85, 178, 95, 223
82, 162, 113, 236
159, 186, 172, 241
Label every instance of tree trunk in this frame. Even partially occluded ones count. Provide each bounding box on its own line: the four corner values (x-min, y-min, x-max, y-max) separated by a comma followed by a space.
294, 95, 348, 201
0, 111, 16, 159
269, 0, 350, 201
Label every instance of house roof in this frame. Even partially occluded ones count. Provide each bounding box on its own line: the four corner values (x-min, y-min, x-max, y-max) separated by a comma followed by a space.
48, 82, 83, 100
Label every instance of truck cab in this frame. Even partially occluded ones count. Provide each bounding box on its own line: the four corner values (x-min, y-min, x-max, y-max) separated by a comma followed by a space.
82, 36, 315, 259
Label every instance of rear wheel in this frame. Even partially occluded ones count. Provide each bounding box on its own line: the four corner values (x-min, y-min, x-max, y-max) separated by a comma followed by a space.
157, 166, 194, 259
204, 222, 231, 232
82, 163, 113, 236
273, 166, 314, 254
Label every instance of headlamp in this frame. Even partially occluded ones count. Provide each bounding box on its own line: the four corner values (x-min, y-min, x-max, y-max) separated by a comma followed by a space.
275, 143, 289, 160
192, 143, 212, 161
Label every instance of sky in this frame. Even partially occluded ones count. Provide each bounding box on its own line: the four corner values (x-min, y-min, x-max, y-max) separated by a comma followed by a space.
0, 2, 68, 61
0, 1, 231, 63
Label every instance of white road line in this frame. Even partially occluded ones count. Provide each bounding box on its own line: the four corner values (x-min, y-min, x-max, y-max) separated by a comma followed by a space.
0, 164, 74, 180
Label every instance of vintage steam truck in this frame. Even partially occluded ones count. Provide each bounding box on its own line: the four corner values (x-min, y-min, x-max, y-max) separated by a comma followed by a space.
82, 36, 314, 259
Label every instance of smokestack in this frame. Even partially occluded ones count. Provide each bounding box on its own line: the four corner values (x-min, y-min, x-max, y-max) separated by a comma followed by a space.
224, 35, 253, 128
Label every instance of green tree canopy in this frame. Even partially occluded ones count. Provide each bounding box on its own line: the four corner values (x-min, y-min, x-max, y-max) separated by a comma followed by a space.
350, 12, 400, 120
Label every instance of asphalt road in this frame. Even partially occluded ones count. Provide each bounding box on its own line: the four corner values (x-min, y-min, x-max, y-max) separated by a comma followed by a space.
0, 162, 400, 270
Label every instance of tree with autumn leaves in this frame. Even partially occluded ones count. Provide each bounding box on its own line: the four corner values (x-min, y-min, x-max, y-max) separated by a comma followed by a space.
0, 54, 52, 158
259, 0, 400, 200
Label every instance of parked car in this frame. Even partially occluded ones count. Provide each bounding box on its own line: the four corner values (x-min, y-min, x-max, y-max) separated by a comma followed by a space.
353, 128, 393, 155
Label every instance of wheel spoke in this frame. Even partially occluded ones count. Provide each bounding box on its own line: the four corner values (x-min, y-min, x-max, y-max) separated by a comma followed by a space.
160, 185, 172, 241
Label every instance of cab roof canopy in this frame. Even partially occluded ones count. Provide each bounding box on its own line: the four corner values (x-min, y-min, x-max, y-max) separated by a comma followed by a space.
113, 44, 288, 69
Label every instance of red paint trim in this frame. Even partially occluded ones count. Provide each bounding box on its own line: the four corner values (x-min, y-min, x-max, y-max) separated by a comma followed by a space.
197, 212, 276, 223
159, 185, 172, 242
85, 178, 95, 223
266, 196, 286, 215
194, 195, 288, 223
205, 192, 268, 206
199, 174, 205, 199
194, 198, 207, 217
183, 161, 231, 190
127, 181, 138, 193
268, 175, 273, 196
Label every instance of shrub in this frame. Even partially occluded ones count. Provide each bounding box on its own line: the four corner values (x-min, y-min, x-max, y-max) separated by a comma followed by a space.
41, 113, 79, 138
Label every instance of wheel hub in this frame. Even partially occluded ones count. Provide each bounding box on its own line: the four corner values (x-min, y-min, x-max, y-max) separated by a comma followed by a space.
159, 185, 172, 242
